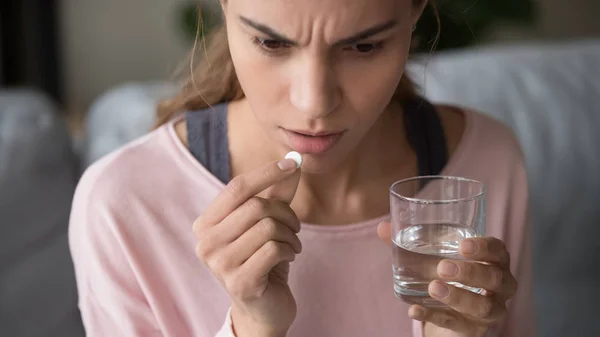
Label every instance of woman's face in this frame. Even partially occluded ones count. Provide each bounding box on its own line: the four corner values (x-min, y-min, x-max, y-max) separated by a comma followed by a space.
224, 0, 423, 172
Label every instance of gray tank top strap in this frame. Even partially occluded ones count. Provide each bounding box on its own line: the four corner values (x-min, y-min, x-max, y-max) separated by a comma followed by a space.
185, 104, 230, 183
403, 97, 449, 178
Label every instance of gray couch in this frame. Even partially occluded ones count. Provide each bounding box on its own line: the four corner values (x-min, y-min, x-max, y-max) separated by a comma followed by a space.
1, 39, 599, 337
0, 90, 83, 336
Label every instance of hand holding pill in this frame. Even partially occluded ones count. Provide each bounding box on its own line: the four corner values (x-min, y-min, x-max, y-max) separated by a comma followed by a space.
192, 152, 302, 337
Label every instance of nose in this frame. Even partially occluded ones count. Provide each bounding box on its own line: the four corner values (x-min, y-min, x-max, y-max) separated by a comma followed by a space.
289, 56, 341, 119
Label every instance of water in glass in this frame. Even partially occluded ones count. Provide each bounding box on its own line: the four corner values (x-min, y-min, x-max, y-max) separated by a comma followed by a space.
392, 222, 483, 307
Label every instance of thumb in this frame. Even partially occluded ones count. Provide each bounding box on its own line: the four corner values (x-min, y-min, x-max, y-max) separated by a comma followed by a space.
377, 221, 393, 246
262, 159, 301, 205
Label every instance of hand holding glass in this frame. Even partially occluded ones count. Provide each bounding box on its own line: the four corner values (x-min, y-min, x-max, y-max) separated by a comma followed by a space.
390, 176, 486, 308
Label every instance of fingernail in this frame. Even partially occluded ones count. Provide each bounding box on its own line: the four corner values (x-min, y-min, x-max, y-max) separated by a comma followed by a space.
277, 159, 298, 171
462, 240, 479, 255
439, 261, 459, 277
430, 281, 450, 298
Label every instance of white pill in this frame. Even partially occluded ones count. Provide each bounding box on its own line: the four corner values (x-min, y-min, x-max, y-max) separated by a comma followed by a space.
285, 151, 302, 168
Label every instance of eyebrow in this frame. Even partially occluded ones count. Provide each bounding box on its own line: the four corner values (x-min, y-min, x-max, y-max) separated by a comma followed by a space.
239, 16, 398, 46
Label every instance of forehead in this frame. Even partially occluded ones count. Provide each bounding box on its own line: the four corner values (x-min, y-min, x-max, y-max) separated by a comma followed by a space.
228, 0, 410, 38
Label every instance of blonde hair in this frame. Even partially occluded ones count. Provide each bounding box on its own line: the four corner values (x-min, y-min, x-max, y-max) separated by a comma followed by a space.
155, 1, 437, 128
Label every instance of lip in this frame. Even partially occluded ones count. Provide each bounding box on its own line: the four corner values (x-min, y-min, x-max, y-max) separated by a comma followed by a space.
286, 128, 343, 137
282, 128, 346, 154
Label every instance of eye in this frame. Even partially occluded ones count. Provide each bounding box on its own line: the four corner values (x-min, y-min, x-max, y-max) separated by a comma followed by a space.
252, 37, 291, 54
346, 42, 383, 54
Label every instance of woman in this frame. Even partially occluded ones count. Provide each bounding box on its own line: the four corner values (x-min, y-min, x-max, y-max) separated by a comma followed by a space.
69, 0, 534, 336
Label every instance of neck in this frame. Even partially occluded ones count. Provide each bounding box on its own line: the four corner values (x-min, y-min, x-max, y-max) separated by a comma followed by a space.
228, 99, 416, 225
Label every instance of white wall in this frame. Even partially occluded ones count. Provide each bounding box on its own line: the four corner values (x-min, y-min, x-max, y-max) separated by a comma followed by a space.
60, 0, 600, 113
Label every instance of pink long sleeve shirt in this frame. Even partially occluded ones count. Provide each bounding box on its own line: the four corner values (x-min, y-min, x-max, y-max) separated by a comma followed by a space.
69, 109, 534, 337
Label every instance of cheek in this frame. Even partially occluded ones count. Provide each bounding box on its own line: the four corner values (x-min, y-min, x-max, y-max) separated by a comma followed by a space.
339, 52, 407, 120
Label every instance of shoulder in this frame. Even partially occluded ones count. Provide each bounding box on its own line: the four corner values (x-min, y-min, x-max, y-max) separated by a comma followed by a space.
437, 105, 530, 246
70, 119, 220, 233
81, 126, 171, 182
68, 130, 169, 283
437, 104, 524, 165
69, 127, 181, 327
69, 124, 190, 278
72, 124, 180, 217
437, 104, 527, 210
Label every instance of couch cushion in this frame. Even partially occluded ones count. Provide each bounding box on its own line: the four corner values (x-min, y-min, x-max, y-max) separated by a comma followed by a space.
0, 89, 84, 337
84, 82, 177, 167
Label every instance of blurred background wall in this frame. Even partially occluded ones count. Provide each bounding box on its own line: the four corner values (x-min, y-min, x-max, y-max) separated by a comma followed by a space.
538, 0, 600, 38
59, 0, 600, 115
59, 0, 191, 116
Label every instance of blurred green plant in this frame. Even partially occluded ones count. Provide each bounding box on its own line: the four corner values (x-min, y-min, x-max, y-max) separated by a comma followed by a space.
179, 0, 537, 52
415, 0, 537, 52
179, 3, 222, 41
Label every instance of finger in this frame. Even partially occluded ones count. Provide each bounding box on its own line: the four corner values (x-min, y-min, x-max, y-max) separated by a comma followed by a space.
262, 168, 301, 205
408, 305, 487, 335
229, 217, 302, 264
215, 197, 300, 243
428, 280, 507, 322
377, 221, 392, 245
201, 158, 299, 227
437, 260, 517, 297
241, 241, 296, 280
409, 305, 471, 334
460, 237, 510, 268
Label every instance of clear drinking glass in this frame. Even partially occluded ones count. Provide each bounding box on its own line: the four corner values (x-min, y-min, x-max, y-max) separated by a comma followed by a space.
390, 176, 486, 308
